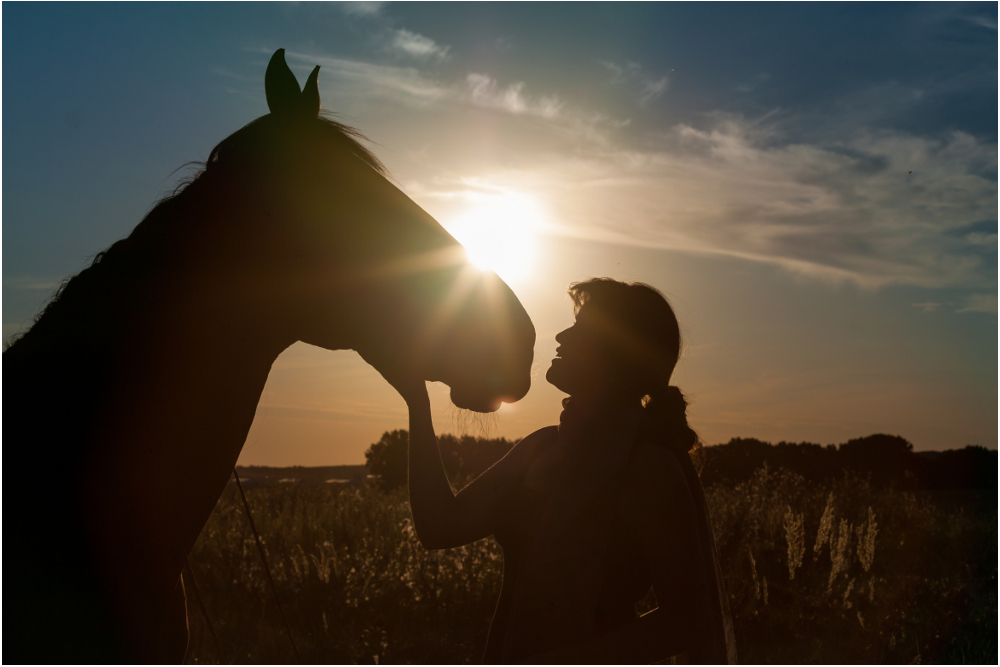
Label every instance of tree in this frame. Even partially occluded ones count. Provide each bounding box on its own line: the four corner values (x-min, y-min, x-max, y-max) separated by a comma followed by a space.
364, 430, 409, 491
838, 434, 916, 487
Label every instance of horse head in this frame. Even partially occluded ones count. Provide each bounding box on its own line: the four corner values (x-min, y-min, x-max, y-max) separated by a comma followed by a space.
207, 50, 534, 411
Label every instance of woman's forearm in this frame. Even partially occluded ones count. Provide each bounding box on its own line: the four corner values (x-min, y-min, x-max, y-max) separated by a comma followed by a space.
404, 388, 458, 549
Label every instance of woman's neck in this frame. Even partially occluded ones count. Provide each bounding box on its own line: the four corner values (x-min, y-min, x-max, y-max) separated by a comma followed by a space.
559, 390, 641, 442
564, 388, 640, 417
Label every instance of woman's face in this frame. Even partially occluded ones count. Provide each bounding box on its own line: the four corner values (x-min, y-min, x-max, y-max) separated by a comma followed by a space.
545, 304, 612, 396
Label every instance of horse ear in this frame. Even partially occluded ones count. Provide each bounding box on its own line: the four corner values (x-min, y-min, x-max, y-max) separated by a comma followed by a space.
301, 66, 321, 117
265, 49, 303, 117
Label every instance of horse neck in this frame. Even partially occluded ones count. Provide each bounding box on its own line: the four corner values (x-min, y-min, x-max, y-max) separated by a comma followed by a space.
65, 208, 298, 608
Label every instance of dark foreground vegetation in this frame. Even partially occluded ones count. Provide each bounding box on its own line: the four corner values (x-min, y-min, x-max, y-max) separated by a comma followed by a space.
186, 435, 997, 664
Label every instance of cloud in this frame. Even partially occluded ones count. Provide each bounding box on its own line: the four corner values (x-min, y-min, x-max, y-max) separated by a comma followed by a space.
339, 2, 384, 17
409, 117, 997, 290
600, 60, 641, 82
3, 277, 61, 291
388, 28, 450, 61
638, 77, 668, 105
962, 14, 998, 30
628, 121, 997, 289
946, 219, 998, 246
601, 60, 670, 107
280, 49, 995, 293
735, 73, 771, 94
493, 36, 515, 52
465, 74, 562, 118
286, 51, 449, 108
285, 50, 577, 124
281, 50, 633, 150
956, 294, 998, 314
912, 302, 941, 313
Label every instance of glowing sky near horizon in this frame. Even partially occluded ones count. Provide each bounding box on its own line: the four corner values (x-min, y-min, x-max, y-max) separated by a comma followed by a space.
3, 3, 996, 465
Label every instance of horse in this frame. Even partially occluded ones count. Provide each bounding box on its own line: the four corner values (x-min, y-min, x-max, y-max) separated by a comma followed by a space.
2, 49, 535, 664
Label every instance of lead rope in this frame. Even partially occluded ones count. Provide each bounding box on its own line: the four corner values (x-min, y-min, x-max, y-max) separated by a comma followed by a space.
233, 468, 302, 663
183, 556, 224, 662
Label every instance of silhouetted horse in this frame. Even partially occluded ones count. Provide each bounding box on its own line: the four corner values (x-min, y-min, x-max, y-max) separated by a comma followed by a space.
3, 50, 534, 664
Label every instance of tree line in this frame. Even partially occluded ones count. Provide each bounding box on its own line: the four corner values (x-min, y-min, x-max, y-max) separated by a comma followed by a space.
365, 430, 996, 492
364, 430, 519, 491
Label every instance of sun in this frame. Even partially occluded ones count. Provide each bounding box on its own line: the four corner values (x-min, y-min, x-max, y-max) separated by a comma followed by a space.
444, 191, 544, 285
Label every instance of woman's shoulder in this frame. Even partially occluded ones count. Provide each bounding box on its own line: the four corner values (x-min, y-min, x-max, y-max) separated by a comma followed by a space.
507, 425, 559, 463
490, 425, 559, 477
520, 424, 560, 443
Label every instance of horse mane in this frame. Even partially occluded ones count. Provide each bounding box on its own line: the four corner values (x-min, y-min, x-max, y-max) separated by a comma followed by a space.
4, 114, 385, 353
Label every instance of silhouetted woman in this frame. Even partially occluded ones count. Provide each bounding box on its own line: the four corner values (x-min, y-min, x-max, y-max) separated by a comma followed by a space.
375, 278, 736, 663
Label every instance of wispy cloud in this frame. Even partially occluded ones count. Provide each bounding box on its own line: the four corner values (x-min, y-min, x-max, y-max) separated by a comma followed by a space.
285, 51, 449, 108
962, 14, 998, 30
339, 2, 384, 17
912, 302, 941, 313
735, 73, 771, 94
956, 293, 998, 314
601, 60, 670, 107
465, 74, 562, 118
3, 277, 61, 291
600, 60, 641, 82
388, 28, 450, 61
638, 77, 668, 105
283, 50, 600, 131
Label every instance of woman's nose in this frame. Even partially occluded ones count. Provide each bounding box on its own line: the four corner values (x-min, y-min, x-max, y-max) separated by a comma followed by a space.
554, 327, 570, 344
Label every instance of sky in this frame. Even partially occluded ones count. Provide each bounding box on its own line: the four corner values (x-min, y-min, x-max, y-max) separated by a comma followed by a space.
3, 2, 997, 465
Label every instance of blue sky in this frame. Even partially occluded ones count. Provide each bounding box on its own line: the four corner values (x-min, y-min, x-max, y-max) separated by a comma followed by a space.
4, 3, 996, 464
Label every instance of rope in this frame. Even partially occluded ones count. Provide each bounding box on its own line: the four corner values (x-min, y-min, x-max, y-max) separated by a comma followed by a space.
233, 468, 302, 663
183, 556, 224, 662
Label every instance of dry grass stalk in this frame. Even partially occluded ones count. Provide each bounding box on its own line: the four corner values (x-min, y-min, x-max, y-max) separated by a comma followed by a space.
855, 506, 878, 573
783, 506, 806, 580
843, 577, 856, 608
828, 518, 853, 592
813, 492, 835, 560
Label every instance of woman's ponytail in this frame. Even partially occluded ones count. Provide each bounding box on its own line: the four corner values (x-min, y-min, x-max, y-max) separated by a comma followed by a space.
641, 385, 703, 471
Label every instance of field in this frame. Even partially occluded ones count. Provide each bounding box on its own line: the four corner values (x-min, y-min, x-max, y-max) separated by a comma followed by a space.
184, 465, 996, 664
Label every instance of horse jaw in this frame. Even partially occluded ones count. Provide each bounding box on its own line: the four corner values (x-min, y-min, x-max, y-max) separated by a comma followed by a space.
426, 269, 535, 413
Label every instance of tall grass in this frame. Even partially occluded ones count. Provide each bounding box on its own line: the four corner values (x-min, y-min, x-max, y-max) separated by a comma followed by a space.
184, 467, 996, 664
186, 483, 502, 664
706, 465, 996, 664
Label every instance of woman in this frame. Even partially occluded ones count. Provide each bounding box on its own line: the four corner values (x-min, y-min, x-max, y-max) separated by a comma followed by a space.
371, 278, 736, 664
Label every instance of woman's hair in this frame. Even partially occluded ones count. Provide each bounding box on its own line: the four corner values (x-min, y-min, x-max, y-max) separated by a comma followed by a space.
567, 278, 701, 461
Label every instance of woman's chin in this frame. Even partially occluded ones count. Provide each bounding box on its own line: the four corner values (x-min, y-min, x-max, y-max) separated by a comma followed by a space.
545, 364, 572, 394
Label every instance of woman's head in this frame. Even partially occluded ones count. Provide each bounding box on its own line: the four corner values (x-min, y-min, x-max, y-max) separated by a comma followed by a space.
546, 278, 681, 401
546, 278, 699, 455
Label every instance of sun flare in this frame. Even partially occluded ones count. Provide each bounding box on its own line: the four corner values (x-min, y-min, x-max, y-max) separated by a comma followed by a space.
444, 191, 544, 285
